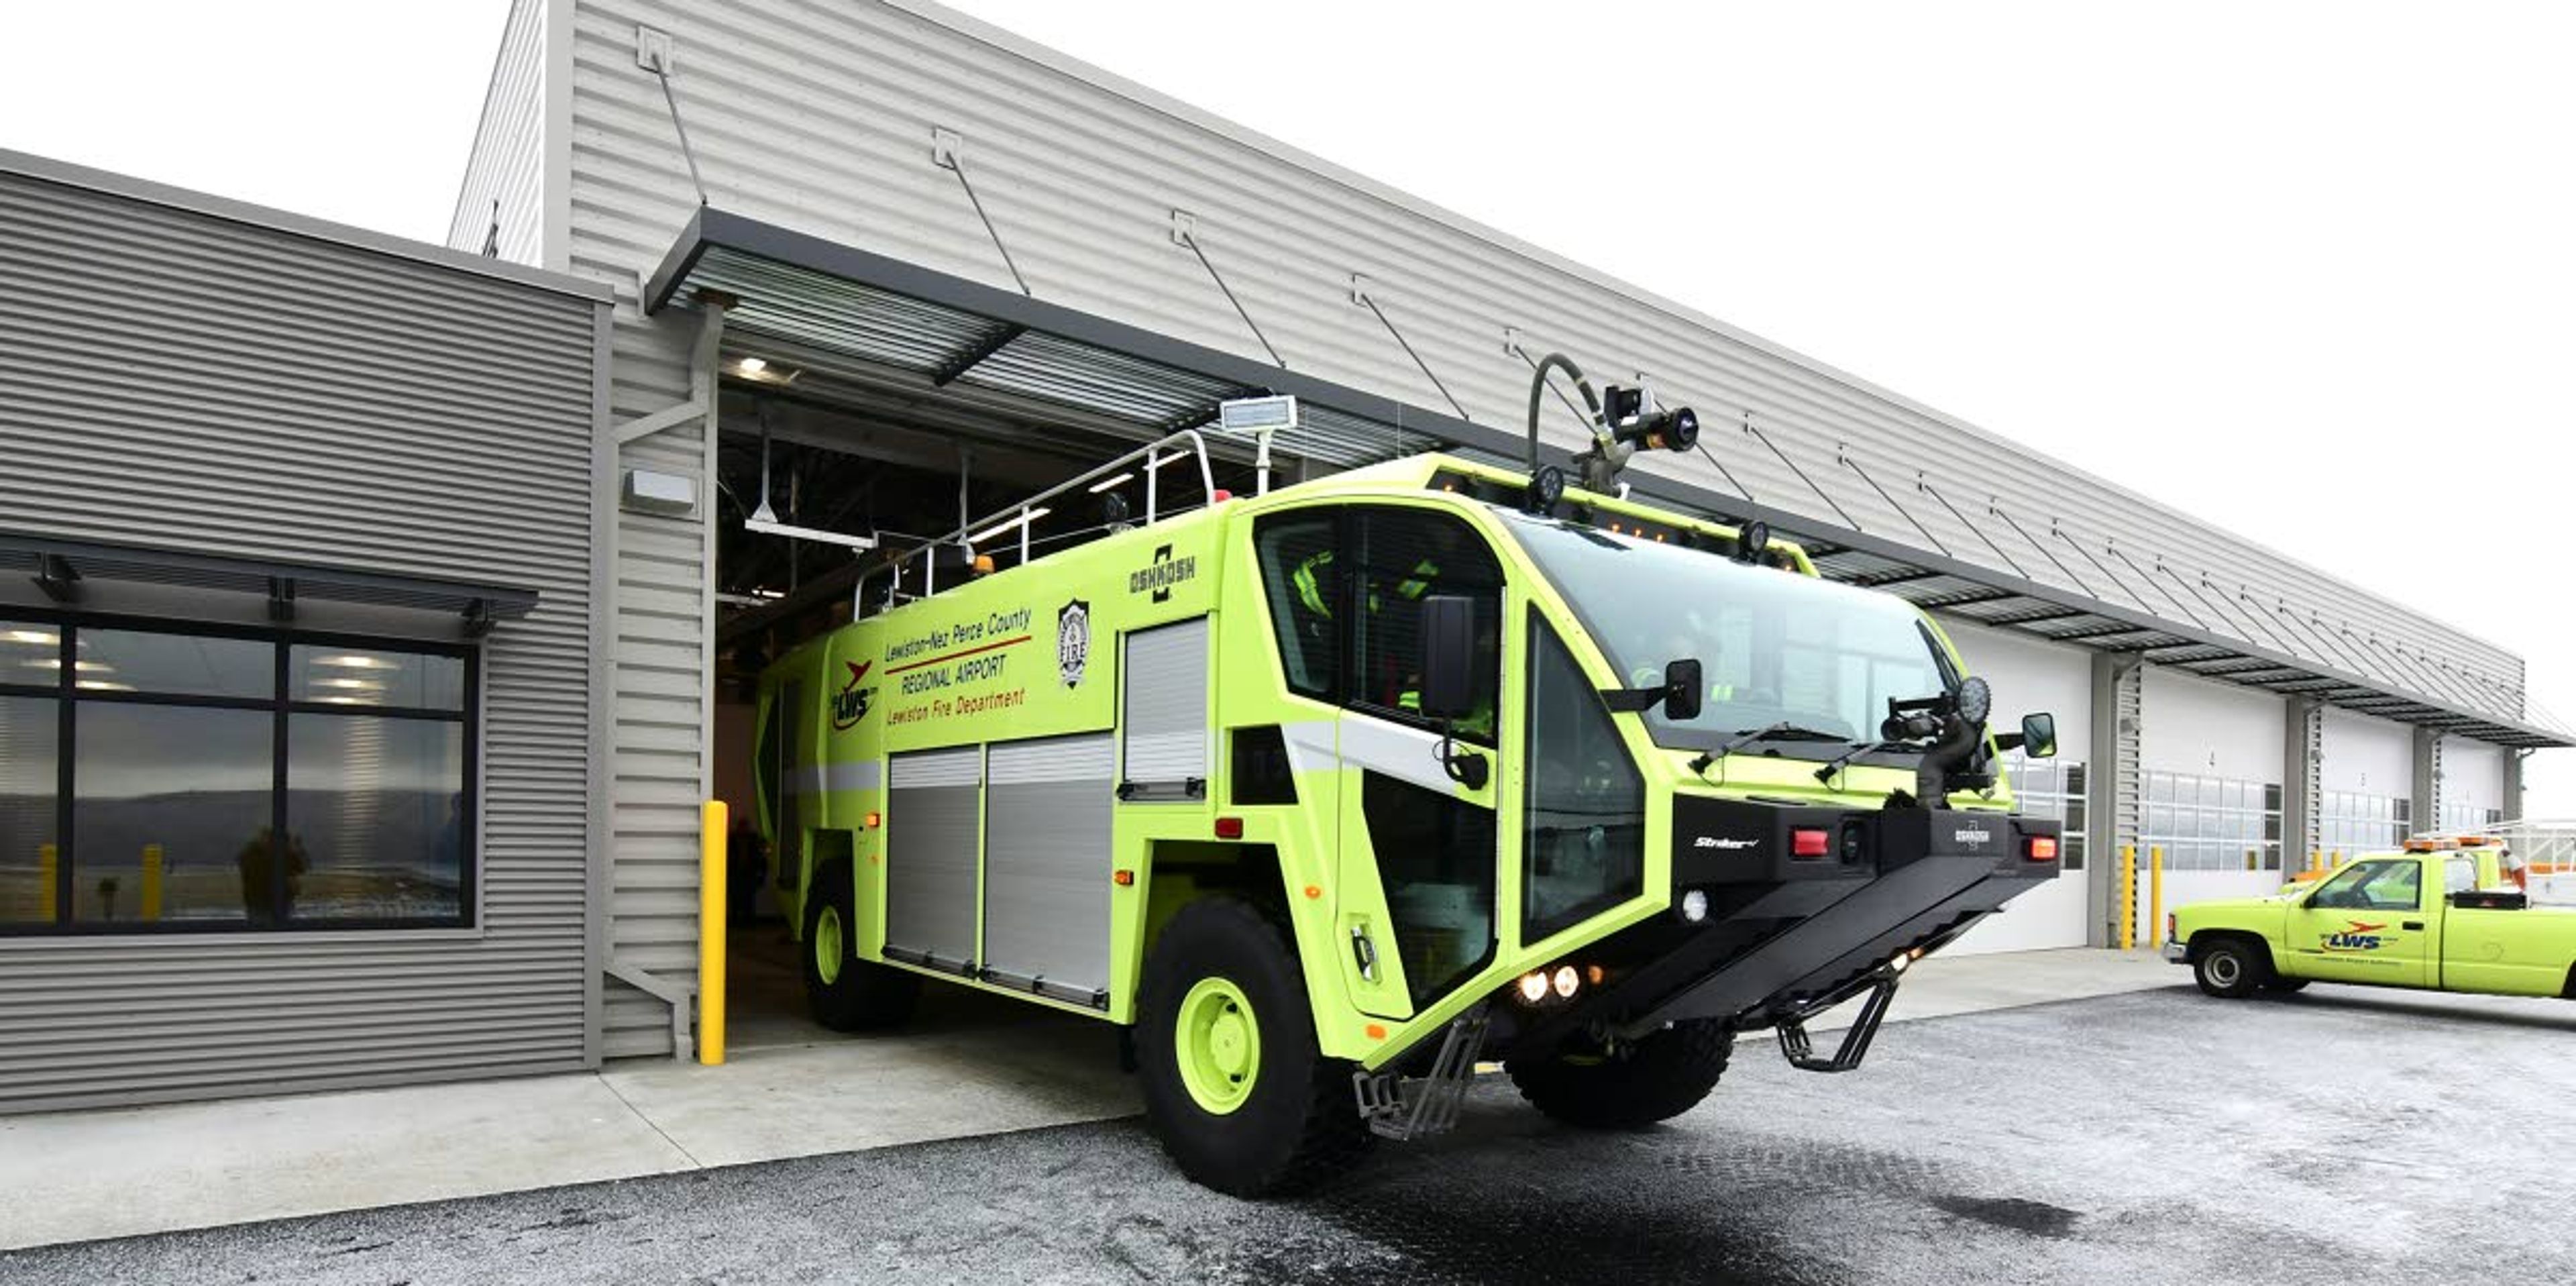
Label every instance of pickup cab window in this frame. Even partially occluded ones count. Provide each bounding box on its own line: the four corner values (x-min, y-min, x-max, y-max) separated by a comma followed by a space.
2443, 857, 2478, 895
2308, 858, 2422, 912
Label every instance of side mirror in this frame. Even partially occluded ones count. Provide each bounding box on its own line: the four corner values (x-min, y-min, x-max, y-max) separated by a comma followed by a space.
2019, 712, 2057, 759
1663, 658, 1705, 722
1419, 594, 1478, 719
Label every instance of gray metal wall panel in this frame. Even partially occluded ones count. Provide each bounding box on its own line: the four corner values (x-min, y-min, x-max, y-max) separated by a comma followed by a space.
550, 0, 2523, 720
0, 168, 602, 1111
1120, 620, 1208, 790
883, 747, 982, 965
983, 734, 1113, 995
447, 0, 550, 266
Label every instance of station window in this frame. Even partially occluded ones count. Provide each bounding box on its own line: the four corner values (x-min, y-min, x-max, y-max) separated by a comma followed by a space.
2141, 769, 2283, 872
0, 617, 474, 933
2006, 757, 2088, 870
2318, 790, 2409, 861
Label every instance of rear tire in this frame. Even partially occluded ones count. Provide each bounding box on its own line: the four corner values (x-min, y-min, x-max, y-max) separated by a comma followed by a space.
2261, 977, 2310, 994
1134, 898, 1370, 1196
802, 859, 920, 1031
2192, 936, 2268, 999
1506, 1020, 1735, 1129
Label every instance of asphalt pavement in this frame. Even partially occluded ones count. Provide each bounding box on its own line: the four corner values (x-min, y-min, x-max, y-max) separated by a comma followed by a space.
7, 983, 2570, 1285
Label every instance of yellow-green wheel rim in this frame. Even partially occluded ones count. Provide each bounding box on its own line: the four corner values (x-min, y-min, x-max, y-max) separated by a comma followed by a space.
814, 904, 845, 986
1175, 977, 1260, 1114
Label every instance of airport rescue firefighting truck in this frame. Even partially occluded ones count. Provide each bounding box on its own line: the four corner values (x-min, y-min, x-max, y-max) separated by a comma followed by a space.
753, 356, 2064, 1195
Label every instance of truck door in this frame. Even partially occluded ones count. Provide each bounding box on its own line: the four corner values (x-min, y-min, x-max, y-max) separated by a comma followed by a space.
2288, 857, 2430, 987
1252, 504, 1504, 1018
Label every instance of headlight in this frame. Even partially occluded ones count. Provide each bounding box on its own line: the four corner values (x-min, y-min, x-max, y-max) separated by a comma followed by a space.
1956, 675, 1992, 726
1517, 971, 1550, 1004
1680, 888, 1709, 922
1551, 965, 1580, 998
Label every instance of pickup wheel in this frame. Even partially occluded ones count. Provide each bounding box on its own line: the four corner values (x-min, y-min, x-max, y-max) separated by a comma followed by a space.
1507, 1020, 1735, 1129
801, 859, 920, 1031
2192, 935, 2269, 999
1134, 898, 1371, 1196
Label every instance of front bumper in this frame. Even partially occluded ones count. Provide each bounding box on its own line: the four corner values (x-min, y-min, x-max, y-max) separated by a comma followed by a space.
2161, 941, 2189, 965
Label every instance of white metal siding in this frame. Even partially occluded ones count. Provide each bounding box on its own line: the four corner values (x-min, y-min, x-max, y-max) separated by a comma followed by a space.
0, 167, 604, 1110
1939, 618, 2092, 953
550, 0, 2523, 717
447, 0, 551, 267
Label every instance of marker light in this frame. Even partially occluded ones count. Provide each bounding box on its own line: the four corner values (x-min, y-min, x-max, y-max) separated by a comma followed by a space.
1791, 828, 1831, 859
2026, 835, 2059, 862
1551, 965, 1580, 999
1517, 971, 1550, 1004
1888, 951, 1911, 975
1214, 816, 1244, 840
1680, 888, 1710, 922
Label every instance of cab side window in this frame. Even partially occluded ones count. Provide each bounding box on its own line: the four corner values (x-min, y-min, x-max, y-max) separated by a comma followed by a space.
1253, 512, 1341, 702
2443, 857, 2477, 896
1346, 506, 1503, 744
2312, 859, 2422, 912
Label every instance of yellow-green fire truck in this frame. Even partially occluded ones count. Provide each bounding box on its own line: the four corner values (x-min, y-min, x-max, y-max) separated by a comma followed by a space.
753, 372, 2063, 1195
2167, 835, 2576, 1000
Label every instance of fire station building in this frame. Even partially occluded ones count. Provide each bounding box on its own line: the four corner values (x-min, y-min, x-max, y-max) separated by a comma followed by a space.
0, 0, 2560, 1111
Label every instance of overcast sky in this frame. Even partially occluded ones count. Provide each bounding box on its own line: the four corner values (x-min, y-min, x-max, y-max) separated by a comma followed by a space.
3, 1, 2569, 812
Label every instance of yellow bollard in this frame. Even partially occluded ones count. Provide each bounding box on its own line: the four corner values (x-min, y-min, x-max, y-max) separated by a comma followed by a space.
2149, 846, 2165, 949
2309, 849, 2321, 874
2120, 845, 2137, 951
37, 843, 56, 922
140, 844, 164, 922
698, 800, 728, 1067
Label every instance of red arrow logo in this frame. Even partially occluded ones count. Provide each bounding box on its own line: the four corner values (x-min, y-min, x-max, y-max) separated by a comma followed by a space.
844, 660, 872, 687
2346, 920, 2387, 933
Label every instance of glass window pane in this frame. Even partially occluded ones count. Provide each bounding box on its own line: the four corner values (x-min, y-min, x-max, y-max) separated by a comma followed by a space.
1253, 512, 1342, 702
73, 704, 272, 925
78, 630, 272, 700
1, 695, 59, 924
2, 621, 67, 689
2063, 763, 2087, 795
286, 715, 466, 922
292, 646, 465, 711
1523, 617, 1642, 945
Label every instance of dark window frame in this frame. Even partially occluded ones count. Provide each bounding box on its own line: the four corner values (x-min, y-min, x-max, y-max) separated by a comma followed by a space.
0, 606, 478, 936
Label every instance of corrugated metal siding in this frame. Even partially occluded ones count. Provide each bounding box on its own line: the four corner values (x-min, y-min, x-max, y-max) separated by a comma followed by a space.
0, 168, 602, 1111
447, 0, 551, 266
555, 0, 2522, 715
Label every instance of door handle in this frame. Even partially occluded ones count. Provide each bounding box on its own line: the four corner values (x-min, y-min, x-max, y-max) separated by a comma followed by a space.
1348, 925, 1379, 982
2402, 920, 2424, 931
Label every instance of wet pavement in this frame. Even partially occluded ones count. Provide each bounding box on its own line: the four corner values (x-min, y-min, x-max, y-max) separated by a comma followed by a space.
6, 983, 2570, 1285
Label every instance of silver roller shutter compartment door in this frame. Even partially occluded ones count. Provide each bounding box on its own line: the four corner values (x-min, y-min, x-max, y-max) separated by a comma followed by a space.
981, 733, 1116, 1006
885, 745, 983, 972
1121, 619, 1211, 799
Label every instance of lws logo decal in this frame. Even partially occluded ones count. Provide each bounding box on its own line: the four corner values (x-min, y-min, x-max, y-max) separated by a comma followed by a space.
1057, 599, 1091, 688
829, 660, 877, 731
1130, 544, 1197, 603
2322, 920, 2391, 952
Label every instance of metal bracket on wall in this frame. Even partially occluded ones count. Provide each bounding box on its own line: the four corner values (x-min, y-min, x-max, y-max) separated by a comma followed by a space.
638, 26, 709, 207
1173, 211, 1285, 369
1745, 413, 1860, 531
606, 958, 696, 1063
1919, 474, 2023, 578
932, 127, 1030, 296
614, 301, 729, 447
1989, 502, 2091, 596
1837, 443, 1947, 555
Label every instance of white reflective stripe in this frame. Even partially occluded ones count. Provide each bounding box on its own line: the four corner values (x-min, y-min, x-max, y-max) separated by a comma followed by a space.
1335, 716, 1457, 796
788, 760, 883, 796
1279, 719, 1338, 777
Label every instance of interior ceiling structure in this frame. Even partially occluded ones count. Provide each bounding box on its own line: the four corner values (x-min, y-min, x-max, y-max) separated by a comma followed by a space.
653, 209, 2568, 751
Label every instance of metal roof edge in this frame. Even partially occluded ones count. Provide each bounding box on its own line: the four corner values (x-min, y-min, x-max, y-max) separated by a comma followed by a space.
0, 146, 612, 305
654, 211, 2563, 750
877, 0, 2524, 670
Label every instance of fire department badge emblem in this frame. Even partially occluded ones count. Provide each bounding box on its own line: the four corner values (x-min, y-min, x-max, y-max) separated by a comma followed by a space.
1057, 598, 1091, 688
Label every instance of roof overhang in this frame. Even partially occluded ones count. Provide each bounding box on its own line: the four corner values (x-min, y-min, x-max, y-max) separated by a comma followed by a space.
1, 531, 539, 637
645, 209, 2569, 751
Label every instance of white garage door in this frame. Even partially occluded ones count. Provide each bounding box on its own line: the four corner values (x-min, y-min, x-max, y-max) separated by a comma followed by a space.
2134, 666, 2287, 945
1940, 619, 2093, 955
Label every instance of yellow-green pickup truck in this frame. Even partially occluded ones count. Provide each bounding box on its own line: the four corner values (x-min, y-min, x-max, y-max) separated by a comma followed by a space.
2165, 842, 2576, 1000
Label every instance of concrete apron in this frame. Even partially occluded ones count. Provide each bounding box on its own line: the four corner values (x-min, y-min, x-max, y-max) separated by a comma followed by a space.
0, 947, 2176, 1251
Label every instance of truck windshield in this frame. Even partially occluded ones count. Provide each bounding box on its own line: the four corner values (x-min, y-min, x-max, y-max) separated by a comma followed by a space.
1501, 513, 1955, 756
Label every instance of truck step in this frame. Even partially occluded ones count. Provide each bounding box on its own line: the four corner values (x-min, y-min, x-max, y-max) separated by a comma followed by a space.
1775, 969, 1900, 1073
1353, 1008, 1489, 1140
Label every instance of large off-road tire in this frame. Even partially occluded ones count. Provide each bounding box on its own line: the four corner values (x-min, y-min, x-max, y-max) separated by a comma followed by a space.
2191, 934, 2269, 999
801, 859, 920, 1031
1134, 898, 1370, 1196
1507, 1020, 1735, 1129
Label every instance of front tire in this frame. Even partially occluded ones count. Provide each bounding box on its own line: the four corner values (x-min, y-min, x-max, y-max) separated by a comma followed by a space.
2261, 977, 2310, 994
2192, 936, 2268, 999
802, 859, 920, 1031
1134, 898, 1369, 1196
1506, 1020, 1735, 1129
